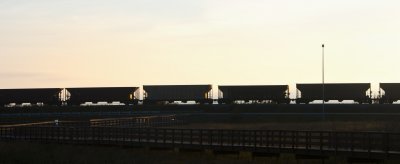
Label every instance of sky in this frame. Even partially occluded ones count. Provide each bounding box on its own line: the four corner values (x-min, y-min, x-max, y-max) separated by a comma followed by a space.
0, 0, 399, 95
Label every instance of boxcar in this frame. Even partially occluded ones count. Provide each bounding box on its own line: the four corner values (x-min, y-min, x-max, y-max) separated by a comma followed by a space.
296, 83, 371, 104
66, 87, 139, 105
0, 88, 62, 106
218, 85, 289, 104
143, 85, 212, 104
379, 83, 400, 104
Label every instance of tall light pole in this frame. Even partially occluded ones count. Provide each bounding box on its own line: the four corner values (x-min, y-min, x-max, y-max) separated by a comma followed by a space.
322, 44, 325, 119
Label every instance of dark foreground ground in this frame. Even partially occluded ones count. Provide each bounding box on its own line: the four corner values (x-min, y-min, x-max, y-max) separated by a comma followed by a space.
0, 141, 310, 164
2, 141, 399, 164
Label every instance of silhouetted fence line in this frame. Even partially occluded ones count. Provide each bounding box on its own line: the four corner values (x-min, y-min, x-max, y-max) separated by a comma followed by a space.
0, 127, 399, 159
0, 115, 181, 128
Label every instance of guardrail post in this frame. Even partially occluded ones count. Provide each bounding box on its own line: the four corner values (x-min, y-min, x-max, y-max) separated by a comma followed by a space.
333, 132, 338, 155
23, 127, 26, 142
190, 129, 193, 145
279, 131, 282, 150
181, 129, 184, 146
12, 127, 17, 141
87, 127, 91, 145
36, 127, 39, 143
350, 132, 354, 154
82, 127, 86, 145
98, 127, 101, 145
115, 128, 119, 145
320, 132, 323, 153
105, 127, 109, 145
3, 127, 6, 140
219, 130, 223, 147
155, 129, 158, 143
146, 128, 150, 143
51, 126, 55, 142
1, 127, 4, 140
306, 131, 309, 152
57, 126, 61, 143
115, 127, 119, 145
125, 128, 129, 144
39, 127, 43, 142
163, 129, 166, 145
171, 129, 174, 145
297, 131, 300, 151
368, 132, 371, 158
259, 131, 263, 147
385, 133, 389, 157
34, 127, 38, 141
241, 130, 245, 148
69, 127, 73, 143
116, 127, 119, 145
231, 130, 234, 149
327, 131, 331, 149
132, 128, 136, 144
61, 127, 65, 142
138, 128, 141, 143
199, 129, 203, 146
253, 130, 257, 150
10, 127, 14, 141
19, 127, 23, 141
292, 131, 295, 151
46, 127, 50, 143
209, 130, 212, 146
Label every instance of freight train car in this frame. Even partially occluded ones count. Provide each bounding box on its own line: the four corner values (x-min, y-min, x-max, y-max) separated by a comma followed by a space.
296, 83, 371, 104
65, 87, 139, 105
379, 83, 400, 104
0, 88, 62, 106
218, 85, 290, 104
143, 85, 212, 104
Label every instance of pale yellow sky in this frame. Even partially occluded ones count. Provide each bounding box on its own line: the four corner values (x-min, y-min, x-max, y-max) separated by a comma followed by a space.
0, 0, 399, 93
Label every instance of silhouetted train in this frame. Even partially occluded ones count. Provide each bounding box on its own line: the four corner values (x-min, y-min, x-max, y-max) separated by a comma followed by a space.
1, 83, 400, 106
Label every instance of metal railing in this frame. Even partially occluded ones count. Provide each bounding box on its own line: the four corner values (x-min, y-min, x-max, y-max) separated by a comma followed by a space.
90, 115, 179, 127
0, 127, 399, 159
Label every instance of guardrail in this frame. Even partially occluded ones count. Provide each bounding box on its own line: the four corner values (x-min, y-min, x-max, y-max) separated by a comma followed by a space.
90, 115, 179, 127
1, 127, 399, 159
0, 115, 182, 128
